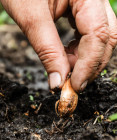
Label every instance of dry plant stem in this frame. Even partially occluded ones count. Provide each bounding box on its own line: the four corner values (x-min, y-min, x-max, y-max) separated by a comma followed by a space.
34, 103, 42, 114
45, 118, 72, 134
105, 104, 117, 114
55, 75, 78, 118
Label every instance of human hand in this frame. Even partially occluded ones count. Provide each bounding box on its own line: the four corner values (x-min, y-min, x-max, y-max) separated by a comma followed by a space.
1, 0, 117, 92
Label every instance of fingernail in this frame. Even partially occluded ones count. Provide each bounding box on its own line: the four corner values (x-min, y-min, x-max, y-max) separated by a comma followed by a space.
49, 72, 61, 89
80, 80, 88, 91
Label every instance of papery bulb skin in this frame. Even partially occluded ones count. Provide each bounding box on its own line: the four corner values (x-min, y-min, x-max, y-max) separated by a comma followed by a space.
55, 78, 78, 118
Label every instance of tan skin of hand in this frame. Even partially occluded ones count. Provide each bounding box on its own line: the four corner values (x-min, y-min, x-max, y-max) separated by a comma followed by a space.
1, 0, 117, 92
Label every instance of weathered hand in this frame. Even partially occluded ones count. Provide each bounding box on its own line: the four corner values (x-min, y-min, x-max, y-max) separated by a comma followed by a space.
1, 0, 117, 92
67, 0, 117, 92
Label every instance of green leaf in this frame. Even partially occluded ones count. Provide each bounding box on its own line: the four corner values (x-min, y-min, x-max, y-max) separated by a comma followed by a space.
109, 113, 117, 121
112, 129, 117, 134
111, 77, 117, 83
44, 71, 48, 77
101, 69, 107, 76
26, 72, 32, 81
109, 0, 117, 15
29, 95, 34, 101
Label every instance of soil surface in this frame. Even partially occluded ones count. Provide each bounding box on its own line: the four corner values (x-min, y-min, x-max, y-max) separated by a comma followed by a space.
0, 24, 117, 140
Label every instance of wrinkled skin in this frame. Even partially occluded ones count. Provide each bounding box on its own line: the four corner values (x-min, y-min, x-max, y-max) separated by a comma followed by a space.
1, 0, 117, 92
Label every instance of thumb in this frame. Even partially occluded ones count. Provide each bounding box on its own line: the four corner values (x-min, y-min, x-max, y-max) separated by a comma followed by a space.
24, 7, 70, 89
70, 0, 109, 92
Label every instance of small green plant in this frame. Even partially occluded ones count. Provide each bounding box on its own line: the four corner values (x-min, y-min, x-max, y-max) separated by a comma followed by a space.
93, 114, 104, 124
110, 70, 117, 83
101, 69, 107, 76
108, 113, 117, 121
26, 71, 32, 81
44, 71, 48, 77
29, 95, 34, 102
112, 129, 117, 134
35, 92, 40, 97
111, 77, 117, 83
97, 116, 102, 123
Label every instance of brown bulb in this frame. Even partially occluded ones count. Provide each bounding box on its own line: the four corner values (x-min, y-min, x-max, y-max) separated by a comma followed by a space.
55, 77, 78, 118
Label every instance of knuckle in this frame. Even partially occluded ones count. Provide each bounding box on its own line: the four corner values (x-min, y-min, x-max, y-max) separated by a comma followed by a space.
36, 45, 60, 67
94, 24, 109, 44
39, 50, 58, 64
69, 0, 86, 17
108, 31, 117, 49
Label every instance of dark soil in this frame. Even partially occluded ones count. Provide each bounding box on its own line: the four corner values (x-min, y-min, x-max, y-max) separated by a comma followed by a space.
0, 25, 117, 140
